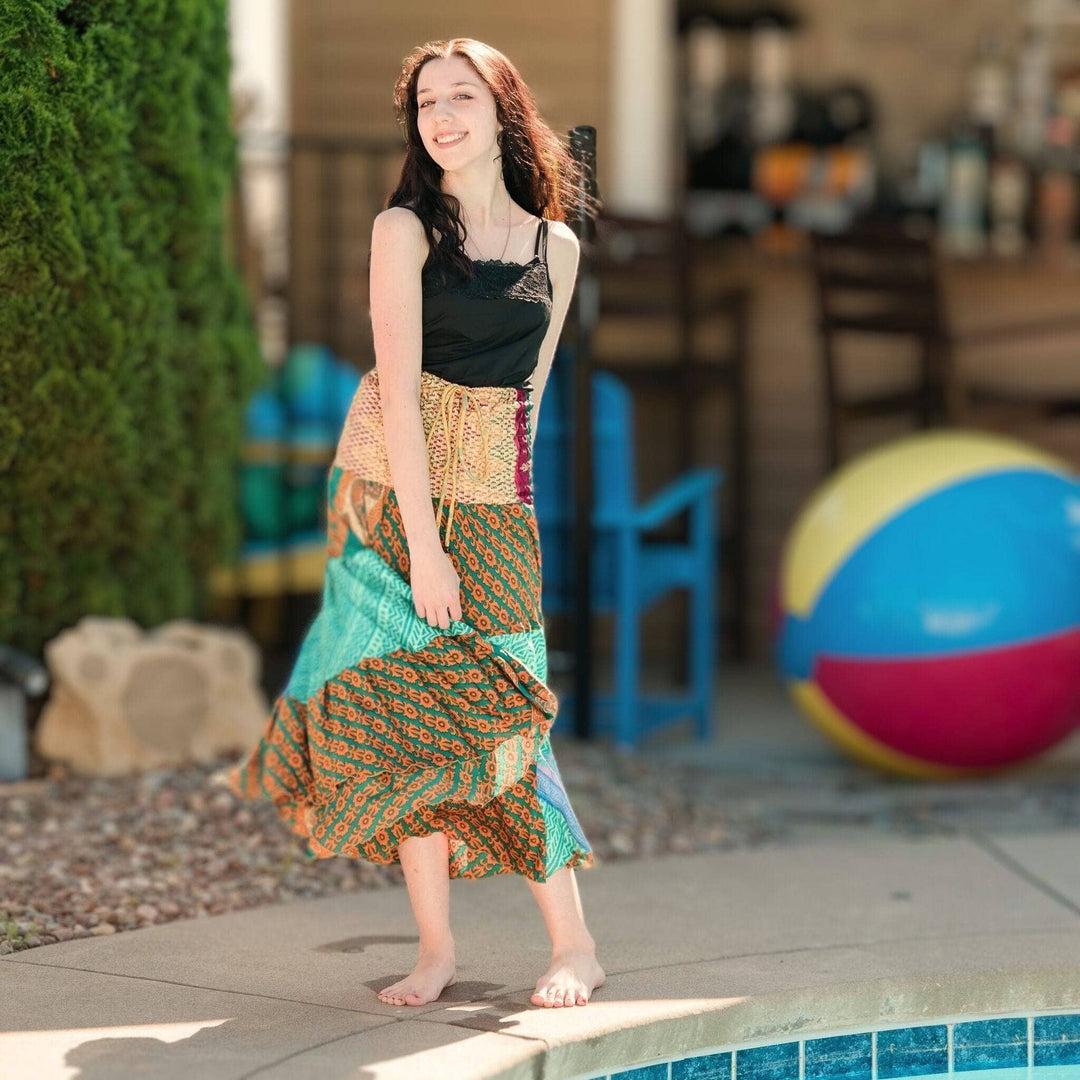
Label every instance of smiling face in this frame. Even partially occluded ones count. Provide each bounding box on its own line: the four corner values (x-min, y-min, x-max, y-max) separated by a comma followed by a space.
415, 54, 501, 167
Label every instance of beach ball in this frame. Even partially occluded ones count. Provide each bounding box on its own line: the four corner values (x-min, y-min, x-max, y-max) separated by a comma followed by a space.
772, 430, 1080, 778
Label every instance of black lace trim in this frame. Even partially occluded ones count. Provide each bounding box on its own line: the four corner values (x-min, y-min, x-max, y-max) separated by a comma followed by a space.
423, 258, 551, 305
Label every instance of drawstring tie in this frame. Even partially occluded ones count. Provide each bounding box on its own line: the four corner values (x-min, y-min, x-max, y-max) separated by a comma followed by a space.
425, 383, 494, 547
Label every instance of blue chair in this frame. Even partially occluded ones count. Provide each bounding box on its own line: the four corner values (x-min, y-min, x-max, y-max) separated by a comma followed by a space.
533, 358, 724, 750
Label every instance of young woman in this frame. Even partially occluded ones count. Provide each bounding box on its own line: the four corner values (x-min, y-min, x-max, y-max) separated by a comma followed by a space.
228, 39, 605, 1009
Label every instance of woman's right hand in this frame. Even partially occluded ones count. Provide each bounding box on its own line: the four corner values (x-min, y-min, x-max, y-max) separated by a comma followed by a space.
408, 540, 463, 630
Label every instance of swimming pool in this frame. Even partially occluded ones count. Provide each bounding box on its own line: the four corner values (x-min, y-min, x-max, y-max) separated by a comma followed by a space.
569, 1011, 1080, 1080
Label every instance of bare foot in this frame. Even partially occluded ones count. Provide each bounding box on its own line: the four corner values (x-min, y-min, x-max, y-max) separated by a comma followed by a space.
530, 947, 606, 1007
377, 950, 457, 1007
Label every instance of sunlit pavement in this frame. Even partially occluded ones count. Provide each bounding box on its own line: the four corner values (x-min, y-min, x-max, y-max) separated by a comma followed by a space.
4, 663, 1079, 1080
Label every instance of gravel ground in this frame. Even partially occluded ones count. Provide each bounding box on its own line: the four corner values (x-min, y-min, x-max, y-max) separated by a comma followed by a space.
4, 733, 1080, 956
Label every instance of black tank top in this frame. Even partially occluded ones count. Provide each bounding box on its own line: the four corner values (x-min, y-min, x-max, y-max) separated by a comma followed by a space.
420, 217, 552, 390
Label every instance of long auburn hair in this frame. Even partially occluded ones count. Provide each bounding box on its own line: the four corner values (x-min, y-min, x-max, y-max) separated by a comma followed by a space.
386, 38, 600, 284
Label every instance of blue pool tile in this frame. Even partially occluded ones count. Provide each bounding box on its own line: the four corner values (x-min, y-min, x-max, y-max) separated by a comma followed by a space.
606, 1012, 1079, 1080
611, 1064, 668, 1080
735, 1040, 799, 1080
953, 1017, 1027, 1071
877, 1024, 949, 1079
672, 1051, 732, 1079
804, 1032, 872, 1079
1034, 1013, 1080, 1066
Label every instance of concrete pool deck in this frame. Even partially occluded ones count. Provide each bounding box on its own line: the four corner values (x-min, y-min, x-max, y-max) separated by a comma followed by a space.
3, 663, 1080, 1079
3, 833, 1080, 1079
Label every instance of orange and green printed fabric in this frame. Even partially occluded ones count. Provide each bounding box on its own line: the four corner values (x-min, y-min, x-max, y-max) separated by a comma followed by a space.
227, 369, 593, 882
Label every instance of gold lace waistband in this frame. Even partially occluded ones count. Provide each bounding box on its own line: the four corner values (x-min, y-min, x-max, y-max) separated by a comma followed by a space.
426, 382, 498, 546
333, 369, 531, 548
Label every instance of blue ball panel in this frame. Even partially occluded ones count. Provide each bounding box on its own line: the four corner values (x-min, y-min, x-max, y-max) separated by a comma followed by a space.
779, 469, 1080, 679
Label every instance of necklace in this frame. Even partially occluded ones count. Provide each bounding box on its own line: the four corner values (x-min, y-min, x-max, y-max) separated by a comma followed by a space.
462, 189, 513, 262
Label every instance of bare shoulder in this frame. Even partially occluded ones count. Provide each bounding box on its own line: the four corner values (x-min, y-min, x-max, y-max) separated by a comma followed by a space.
374, 204, 425, 237
547, 219, 580, 289
372, 206, 429, 269
547, 219, 580, 258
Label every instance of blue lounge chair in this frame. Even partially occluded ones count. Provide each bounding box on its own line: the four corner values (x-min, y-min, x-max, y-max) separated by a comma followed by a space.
533, 360, 724, 750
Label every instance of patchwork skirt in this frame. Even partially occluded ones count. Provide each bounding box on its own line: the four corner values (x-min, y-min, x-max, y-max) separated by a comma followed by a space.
226, 367, 594, 882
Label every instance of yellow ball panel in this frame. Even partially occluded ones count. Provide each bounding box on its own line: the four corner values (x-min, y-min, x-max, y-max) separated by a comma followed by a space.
782, 430, 1070, 618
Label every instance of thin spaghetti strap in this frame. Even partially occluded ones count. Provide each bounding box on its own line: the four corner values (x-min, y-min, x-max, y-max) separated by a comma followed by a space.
533, 218, 548, 263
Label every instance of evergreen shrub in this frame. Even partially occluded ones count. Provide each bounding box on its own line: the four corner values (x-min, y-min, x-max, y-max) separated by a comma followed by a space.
0, 0, 264, 655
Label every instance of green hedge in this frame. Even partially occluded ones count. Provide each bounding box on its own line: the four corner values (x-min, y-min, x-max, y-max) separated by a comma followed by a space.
0, 0, 264, 655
